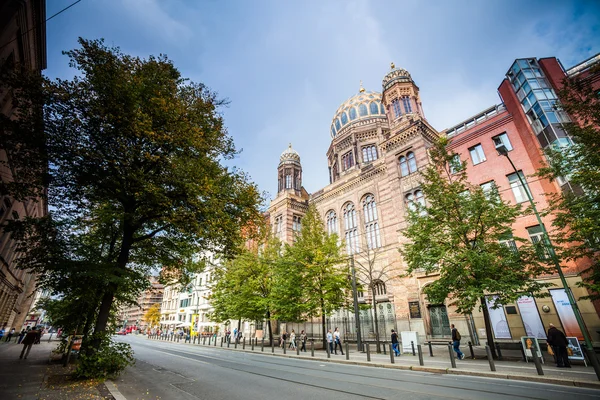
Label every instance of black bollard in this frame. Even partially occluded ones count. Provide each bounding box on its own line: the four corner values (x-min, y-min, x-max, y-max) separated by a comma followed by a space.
411, 341, 416, 356
428, 341, 433, 357
345, 342, 349, 360
383, 341, 387, 355
485, 345, 496, 371
468, 341, 474, 359
311, 340, 314, 357
251, 338, 254, 351
532, 350, 544, 375
326, 341, 330, 358
495, 342, 503, 360
389, 343, 395, 364
448, 344, 456, 368
283, 339, 286, 354
418, 345, 424, 366
261, 338, 264, 352
235, 338, 238, 349
228, 337, 231, 348
271, 338, 275, 353
243, 338, 246, 350
296, 343, 300, 355
221, 337, 223, 347
366, 343, 371, 362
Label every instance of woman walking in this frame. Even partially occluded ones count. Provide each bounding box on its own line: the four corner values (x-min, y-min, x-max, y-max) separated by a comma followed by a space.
290, 330, 296, 350
300, 330, 307, 352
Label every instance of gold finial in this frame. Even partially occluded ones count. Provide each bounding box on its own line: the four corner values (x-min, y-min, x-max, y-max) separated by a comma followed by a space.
359, 80, 365, 93
390, 62, 396, 70
288, 143, 292, 148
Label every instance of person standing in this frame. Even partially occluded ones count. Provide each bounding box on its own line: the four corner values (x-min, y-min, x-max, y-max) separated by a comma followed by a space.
0, 326, 5, 341
300, 330, 307, 352
289, 330, 296, 350
19, 327, 39, 359
451, 324, 465, 360
5, 327, 15, 342
391, 329, 400, 356
547, 323, 571, 368
281, 331, 287, 348
326, 329, 334, 354
333, 327, 344, 355
17, 329, 26, 344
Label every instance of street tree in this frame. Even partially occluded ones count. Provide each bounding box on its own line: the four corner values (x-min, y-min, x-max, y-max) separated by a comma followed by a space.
274, 204, 350, 349
143, 303, 161, 330
536, 65, 600, 300
15, 38, 262, 343
401, 137, 550, 358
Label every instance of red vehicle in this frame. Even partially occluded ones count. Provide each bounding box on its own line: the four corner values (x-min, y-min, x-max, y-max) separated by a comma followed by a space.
116, 329, 127, 335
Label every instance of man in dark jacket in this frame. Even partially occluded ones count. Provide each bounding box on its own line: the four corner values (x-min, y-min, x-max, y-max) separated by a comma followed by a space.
391, 329, 400, 356
19, 327, 39, 359
451, 324, 465, 360
547, 323, 571, 367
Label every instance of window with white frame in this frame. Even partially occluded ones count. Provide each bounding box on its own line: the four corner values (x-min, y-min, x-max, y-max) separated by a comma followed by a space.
469, 144, 486, 165
399, 151, 417, 176
392, 99, 402, 118
499, 232, 518, 253
449, 154, 462, 174
362, 145, 378, 162
274, 215, 283, 236
362, 195, 381, 249
342, 151, 354, 171
405, 189, 425, 213
527, 225, 551, 260
480, 180, 499, 199
326, 210, 338, 235
343, 203, 360, 254
507, 171, 532, 203
493, 132, 513, 152
292, 215, 302, 232
402, 97, 412, 113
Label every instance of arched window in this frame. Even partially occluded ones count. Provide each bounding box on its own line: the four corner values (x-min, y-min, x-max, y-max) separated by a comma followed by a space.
380, 102, 385, 114
341, 112, 348, 125
343, 203, 359, 254
370, 102, 379, 115
335, 118, 342, 131
363, 195, 381, 249
331, 126, 336, 137
326, 210, 338, 235
359, 103, 368, 117
372, 280, 387, 296
349, 107, 357, 120
285, 173, 292, 189
399, 151, 417, 176
405, 189, 425, 212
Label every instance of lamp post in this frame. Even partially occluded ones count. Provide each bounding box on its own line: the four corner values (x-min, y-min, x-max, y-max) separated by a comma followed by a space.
350, 256, 363, 351
496, 143, 599, 378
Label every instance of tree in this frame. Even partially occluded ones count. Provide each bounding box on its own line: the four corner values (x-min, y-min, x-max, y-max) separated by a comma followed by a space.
274, 204, 350, 349
401, 137, 550, 358
13, 38, 262, 343
143, 303, 161, 330
354, 246, 399, 353
537, 65, 600, 300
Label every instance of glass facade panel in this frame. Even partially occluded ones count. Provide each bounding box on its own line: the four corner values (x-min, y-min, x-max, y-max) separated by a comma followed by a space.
341, 112, 348, 125
349, 107, 357, 120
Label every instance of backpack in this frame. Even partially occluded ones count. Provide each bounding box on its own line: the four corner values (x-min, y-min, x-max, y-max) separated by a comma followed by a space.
455, 329, 461, 341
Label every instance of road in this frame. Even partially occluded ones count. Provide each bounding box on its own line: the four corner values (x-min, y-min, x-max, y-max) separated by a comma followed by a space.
114, 335, 599, 400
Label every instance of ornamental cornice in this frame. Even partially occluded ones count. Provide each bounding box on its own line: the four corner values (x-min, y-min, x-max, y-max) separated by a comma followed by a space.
381, 120, 438, 154
310, 164, 386, 205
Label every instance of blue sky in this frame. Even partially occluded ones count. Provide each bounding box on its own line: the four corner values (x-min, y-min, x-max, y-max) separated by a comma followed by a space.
46, 0, 600, 201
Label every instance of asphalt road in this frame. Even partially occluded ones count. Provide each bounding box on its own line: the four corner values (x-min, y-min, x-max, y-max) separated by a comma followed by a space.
114, 335, 600, 400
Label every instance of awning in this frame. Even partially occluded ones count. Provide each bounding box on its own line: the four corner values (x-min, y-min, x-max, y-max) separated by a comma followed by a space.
175, 322, 192, 328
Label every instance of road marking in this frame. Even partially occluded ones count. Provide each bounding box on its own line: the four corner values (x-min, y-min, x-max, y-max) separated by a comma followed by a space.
105, 380, 128, 400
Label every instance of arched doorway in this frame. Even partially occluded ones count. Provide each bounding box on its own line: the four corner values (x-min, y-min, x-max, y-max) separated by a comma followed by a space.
428, 304, 451, 337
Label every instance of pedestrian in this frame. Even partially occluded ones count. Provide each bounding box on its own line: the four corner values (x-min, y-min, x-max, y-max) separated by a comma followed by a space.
300, 330, 307, 352
450, 324, 465, 360
34, 327, 43, 344
333, 327, 344, 355
5, 327, 15, 342
17, 329, 26, 344
547, 323, 571, 368
391, 329, 400, 356
19, 327, 39, 359
281, 331, 287, 348
290, 330, 296, 350
0, 326, 5, 341
326, 329, 333, 354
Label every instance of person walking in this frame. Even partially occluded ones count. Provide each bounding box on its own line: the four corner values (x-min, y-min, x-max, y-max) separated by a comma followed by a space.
547, 323, 571, 368
17, 329, 26, 344
5, 328, 15, 342
333, 327, 344, 355
281, 331, 287, 348
326, 329, 334, 354
391, 329, 400, 356
289, 330, 296, 350
451, 324, 465, 360
19, 327, 39, 359
300, 330, 307, 352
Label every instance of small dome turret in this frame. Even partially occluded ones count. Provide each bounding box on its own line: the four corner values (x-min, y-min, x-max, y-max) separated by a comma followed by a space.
382, 62, 412, 91
279, 143, 301, 165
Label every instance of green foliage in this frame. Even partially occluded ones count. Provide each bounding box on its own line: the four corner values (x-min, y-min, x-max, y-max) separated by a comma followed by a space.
536, 65, 600, 300
401, 137, 551, 314
74, 334, 134, 379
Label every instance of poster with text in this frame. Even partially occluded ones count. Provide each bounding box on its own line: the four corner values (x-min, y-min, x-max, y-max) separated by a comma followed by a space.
485, 296, 511, 339
517, 296, 547, 339
550, 289, 583, 340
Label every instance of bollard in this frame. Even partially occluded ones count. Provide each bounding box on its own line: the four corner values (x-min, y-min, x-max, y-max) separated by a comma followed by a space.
326, 342, 330, 358
428, 341, 433, 357
345, 342, 349, 360
283, 340, 286, 354
227, 337, 231, 348
297, 343, 300, 355
389, 343, 395, 364
495, 342, 503, 360
485, 345, 496, 371
311, 340, 314, 357
411, 341, 416, 356
532, 350, 544, 375
468, 341, 475, 359
243, 338, 246, 350
448, 344, 456, 368
261, 338, 264, 352
235, 338, 238, 349
366, 343, 371, 362
383, 341, 386, 355
177, 335, 180, 342
271, 338, 275, 353
221, 337, 223, 347
251, 338, 254, 351
193, 336, 196, 344
204, 336, 207, 345
417, 345, 424, 366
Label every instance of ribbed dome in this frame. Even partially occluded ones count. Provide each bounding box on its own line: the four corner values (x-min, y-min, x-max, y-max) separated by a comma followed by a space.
382, 62, 412, 91
330, 89, 387, 138
279, 143, 300, 165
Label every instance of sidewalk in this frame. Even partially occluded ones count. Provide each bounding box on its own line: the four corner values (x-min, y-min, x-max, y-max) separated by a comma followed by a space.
0, 336, 113, 400
147, 335, 600, 389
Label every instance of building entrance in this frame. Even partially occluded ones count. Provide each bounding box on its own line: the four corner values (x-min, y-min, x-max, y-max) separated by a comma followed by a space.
429, 305, 450, 337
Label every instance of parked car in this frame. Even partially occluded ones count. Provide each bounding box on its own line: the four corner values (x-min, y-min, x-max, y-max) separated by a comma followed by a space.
116, 330, 127, 335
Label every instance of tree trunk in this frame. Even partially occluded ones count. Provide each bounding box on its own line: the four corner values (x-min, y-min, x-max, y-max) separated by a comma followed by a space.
321, 313, 327, 351
480, 296, 498, 359
372, 287, 381, 353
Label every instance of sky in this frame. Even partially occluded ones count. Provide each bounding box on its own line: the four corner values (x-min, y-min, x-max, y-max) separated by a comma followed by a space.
45, 0, 600, 202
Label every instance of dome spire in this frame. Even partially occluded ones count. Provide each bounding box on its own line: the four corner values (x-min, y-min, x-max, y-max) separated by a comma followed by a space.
359, 80, 365, 93
390, 62, 396, 70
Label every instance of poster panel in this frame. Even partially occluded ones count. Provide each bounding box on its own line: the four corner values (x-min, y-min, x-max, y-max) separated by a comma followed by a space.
566, 337, 585, 361
400, 331, 418, 353
550, 289, 583, 340
485, 296, 511, 339
520, 336, 542, 359
516, 296, 547, 339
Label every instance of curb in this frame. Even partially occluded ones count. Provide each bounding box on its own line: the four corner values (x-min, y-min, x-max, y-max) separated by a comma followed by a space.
143, 338, 600, 389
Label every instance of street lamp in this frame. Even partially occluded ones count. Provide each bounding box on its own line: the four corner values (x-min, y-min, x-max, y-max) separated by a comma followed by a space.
496, 143, 600, 378
350, 256, 363, 351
